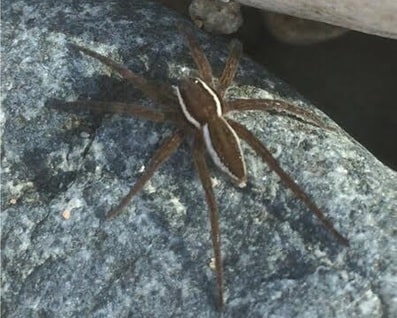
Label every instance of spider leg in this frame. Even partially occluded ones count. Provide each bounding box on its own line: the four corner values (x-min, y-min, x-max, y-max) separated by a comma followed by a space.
70, 43, 176, 107
218, 39, 243, 98
56, 101, 171, 122
106, 131, 184, 219
225, 99, 335, 131
227, 119, 349, 246
192, 132, 224, 309
177, 25, 213, 83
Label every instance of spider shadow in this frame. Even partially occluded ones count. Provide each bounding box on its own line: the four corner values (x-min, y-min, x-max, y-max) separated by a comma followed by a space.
241, 177, 343, 254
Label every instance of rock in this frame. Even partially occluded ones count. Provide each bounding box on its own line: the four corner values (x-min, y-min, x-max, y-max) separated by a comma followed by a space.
189, 0, 243, 34
1, 0, 396, 317
236, 0, 397, 39
262, 12, 348, 45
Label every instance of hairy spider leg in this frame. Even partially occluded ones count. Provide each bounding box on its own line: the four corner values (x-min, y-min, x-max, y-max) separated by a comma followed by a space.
106, 131, 184, 219
70, 44, 177, 107
228, 119, 349, 246
226, 99, 335, 131
178, 26, 213, 84
218, 39, 243, 97
179, 28, 243, 99
57, 101, 168, 122
192, 134, 224, 309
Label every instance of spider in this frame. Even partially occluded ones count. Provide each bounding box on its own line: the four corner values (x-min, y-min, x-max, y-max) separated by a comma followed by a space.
60, 27, 349, 309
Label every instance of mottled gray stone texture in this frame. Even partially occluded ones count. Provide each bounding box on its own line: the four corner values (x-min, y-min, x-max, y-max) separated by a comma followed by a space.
1, 1, 396, 317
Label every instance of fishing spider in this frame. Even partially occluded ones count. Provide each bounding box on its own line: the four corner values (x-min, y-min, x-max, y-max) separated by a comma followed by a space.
61, 27, 348, 309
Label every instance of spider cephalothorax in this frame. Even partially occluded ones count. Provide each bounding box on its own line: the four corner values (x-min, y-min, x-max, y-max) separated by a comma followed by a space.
60, 27, 348, 309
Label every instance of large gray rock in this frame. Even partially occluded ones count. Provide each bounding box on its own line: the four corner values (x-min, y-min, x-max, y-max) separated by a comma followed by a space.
1, 1, 396, 317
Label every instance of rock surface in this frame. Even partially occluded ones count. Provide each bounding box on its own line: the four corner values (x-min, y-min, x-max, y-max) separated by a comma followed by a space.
1, 0, 396, 317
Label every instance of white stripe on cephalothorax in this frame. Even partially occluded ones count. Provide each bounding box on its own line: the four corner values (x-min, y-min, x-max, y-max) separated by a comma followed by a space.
194, 77, 222, 117
174, 85, 201, 128
202, 118, 247, 188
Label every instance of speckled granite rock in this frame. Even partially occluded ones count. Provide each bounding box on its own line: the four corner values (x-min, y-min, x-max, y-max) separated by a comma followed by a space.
1, 1, 396, 317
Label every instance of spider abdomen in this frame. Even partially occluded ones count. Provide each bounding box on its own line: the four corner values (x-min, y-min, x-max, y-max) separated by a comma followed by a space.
203, 117, 247, 187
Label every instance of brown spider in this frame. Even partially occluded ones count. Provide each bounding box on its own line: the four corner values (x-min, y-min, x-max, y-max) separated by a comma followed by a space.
60, 27, 348, 309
